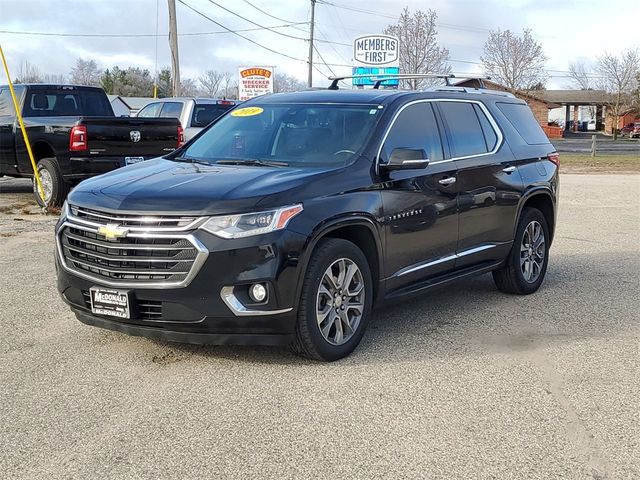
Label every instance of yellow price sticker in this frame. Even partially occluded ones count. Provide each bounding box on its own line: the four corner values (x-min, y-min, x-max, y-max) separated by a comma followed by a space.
231, 107, 264, 117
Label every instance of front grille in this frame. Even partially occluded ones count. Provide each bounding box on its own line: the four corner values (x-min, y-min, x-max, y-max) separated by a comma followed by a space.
58, 207, 208, 287
70, 205, 198, 229
82, 291, 163, 320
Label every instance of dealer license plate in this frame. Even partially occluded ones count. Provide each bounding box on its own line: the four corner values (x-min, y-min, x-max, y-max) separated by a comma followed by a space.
125, 156, 145, 165
90, 287, 130, 319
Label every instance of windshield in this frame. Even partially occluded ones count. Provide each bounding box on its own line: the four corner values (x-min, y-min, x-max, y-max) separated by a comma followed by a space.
181, 103, 381, 167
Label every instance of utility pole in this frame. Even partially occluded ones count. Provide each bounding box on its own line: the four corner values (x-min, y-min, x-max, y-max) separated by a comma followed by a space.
168, 0, 180, 97
307, 0, 316, 88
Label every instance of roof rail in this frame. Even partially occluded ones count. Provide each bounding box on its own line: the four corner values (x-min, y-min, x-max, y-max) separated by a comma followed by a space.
327, 73, 491, 90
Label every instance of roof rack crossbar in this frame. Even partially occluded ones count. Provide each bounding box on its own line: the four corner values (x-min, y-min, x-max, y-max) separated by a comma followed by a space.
327, 74, 491, 90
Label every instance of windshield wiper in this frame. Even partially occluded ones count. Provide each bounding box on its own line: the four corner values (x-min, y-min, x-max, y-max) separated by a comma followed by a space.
172, 156, 212, 166
216, 158, 289, 167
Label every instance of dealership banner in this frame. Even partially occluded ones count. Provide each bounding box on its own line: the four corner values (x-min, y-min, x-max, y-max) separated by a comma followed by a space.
238, 67, 274, 101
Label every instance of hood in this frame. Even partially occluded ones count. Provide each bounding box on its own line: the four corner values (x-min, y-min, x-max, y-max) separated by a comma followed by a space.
68, 158, 336, 215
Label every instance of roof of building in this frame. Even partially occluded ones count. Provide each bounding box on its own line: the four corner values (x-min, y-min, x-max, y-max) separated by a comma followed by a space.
454, 79, 561, 108
531, 89, 612, 105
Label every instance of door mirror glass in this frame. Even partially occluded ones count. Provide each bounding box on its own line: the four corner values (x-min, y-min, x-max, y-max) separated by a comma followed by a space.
383, 148, 429, 170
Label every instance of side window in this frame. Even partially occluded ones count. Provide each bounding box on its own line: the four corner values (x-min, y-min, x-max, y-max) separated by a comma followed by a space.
438, 102, 488, 158
137, 102, 162, 117
0, 89, 15, 116
473, 104, 498, 151
159, 102, 183, 119
382, 102, 443, 163
496, 102, 548, 145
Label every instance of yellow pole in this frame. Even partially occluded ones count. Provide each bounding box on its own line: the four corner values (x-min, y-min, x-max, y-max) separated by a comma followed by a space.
0, 43, 45, 201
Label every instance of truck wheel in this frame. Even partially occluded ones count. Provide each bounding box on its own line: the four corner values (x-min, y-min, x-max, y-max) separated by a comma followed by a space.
33, 158, 68, 208
291, 238, 373, 361
493, 207, 550, 295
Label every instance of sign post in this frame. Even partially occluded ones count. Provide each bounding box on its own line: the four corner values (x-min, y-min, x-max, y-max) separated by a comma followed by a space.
238, 67, 274, 101
352, 34, 400, 87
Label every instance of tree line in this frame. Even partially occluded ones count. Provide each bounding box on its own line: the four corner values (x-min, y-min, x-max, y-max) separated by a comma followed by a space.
13, 59, 306, 99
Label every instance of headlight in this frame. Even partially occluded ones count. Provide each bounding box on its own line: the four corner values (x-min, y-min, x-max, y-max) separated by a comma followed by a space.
200, 204, 303, 239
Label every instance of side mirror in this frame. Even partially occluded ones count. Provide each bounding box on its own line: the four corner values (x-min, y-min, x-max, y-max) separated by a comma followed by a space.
382, 148, 429, 171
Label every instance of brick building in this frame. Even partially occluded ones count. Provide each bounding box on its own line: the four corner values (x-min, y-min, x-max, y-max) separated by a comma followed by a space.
454, 79, 559, 126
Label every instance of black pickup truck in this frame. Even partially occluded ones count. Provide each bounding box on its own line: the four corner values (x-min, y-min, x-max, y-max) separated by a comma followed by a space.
0, 84, 183, 207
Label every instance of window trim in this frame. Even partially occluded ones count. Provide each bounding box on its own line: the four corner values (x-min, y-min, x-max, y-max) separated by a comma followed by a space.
375, 98, 504, 174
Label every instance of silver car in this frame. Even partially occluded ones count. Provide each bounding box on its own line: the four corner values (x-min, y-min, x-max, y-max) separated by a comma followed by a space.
136, 98, 238, 141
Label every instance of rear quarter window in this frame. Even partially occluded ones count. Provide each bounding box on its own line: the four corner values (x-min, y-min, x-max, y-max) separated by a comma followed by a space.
497, 102, 549, 145
0, 88, 15, 116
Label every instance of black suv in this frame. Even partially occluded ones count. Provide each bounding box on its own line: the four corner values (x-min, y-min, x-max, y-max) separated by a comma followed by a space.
55, 84, 558, 361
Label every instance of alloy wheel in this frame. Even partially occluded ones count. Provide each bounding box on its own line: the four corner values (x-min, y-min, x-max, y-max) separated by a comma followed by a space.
35, 169, 53, 203
316, 258, 365, 346
520, 220, 545, 283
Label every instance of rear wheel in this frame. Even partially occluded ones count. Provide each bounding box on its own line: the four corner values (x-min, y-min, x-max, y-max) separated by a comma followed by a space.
33, 157, 67, 208
291, 238, 373, 361
493, 207, 550, 295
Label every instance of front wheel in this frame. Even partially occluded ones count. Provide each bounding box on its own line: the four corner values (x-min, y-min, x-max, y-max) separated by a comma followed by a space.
33, 157, 68, 208
291, 238, 373, 361
493, 207, 550, 295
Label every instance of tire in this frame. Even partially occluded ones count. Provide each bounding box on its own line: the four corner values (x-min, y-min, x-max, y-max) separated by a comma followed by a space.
290, 238, 373, 361
493, 207, 550, 295
33, 157, 68, 208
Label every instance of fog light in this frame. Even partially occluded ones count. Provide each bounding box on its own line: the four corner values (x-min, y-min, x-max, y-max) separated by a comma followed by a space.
249, 283, 267, 303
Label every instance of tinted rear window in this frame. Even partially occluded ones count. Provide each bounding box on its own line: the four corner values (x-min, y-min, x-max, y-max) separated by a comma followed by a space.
191, 104, 234, 127
438, 101, 487, 157
497, 102, 549, 145
22, 89, 113, 117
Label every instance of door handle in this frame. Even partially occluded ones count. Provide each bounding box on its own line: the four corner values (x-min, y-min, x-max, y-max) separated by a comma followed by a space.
502, 166, 516, 173
438, 176, 456, 185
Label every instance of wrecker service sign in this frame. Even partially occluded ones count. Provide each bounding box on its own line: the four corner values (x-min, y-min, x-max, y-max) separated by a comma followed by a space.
238, 66, 274, 101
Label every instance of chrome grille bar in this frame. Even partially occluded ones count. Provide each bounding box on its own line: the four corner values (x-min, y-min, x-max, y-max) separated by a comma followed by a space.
57, 212, 209, 289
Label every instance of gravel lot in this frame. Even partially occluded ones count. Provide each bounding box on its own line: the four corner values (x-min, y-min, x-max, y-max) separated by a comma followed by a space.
1, 174, 638, 479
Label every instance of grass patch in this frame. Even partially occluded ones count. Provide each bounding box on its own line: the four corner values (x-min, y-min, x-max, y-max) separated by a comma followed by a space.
560, 154, 640, 172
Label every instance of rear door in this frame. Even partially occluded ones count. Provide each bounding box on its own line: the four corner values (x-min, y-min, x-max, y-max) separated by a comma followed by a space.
380, 101, 459, 292
0, 87, 17, 174
436, 100, 523, 267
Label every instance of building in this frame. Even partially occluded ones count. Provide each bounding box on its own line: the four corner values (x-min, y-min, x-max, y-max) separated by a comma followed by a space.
454, 79, 562, 137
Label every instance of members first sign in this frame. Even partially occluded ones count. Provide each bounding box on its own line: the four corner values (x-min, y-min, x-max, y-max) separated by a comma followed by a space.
238, 67, 274, 101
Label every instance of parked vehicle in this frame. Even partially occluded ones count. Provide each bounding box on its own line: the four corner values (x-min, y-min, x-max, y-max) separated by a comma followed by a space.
620, 123, 635, 137
0, 84, 183, 207
630, 122, 640, 139
55, 79, 558, 361
135, 97, 238, 141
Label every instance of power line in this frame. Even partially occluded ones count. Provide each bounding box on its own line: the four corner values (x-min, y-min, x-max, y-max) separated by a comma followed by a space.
205, 0, 311, 41
317, 0, 490, 33
177, 0, 307, 62
205, 0, 350, 46
0, 23, 309, 38
239, 0, 300, 25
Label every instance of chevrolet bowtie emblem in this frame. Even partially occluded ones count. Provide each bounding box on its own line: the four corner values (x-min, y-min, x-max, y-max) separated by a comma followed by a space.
98, 223, 129, 240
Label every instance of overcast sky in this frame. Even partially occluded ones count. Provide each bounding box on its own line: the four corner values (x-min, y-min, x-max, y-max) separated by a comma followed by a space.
1, 0, 638, 89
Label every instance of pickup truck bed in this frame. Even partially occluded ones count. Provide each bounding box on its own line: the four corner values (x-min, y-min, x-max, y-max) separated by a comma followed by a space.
0, 84, 182, 207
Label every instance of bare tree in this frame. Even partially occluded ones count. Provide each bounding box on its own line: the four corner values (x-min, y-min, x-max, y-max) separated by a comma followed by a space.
568, 61, 594, 90
14, 60, 42, 83
42, 73, 67, 84
273, 72, 306, 93
384, 7, 450, 89
179, 78, 199, 97
69, 59, 102, 86
481, 29, 547, 90
199, 70, 225, 97
219, 72, 237, 99
595, 49, 639, 139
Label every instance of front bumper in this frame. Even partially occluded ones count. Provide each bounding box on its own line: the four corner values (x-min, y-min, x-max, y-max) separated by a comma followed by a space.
56, 224, 308, 344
